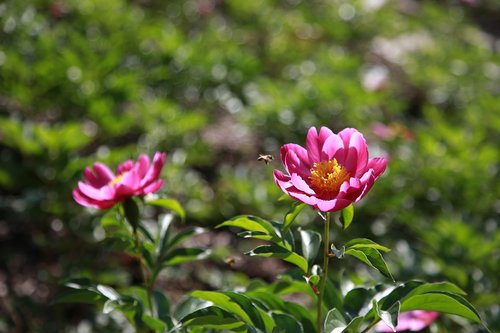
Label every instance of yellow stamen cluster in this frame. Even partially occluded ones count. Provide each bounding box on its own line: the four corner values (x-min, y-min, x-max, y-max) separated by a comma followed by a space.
309, 159, 350, 198
109, 174, 124, 186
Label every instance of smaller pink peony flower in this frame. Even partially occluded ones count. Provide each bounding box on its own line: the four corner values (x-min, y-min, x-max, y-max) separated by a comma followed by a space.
375, 310, 439, 332
274, 127, 386, 212
73, 152, 166, 209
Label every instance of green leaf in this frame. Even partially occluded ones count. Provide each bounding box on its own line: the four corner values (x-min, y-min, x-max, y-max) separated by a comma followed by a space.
122, 197, 140, 230
344, 238, 391, 252
340, 204, 354, 230
345, 316, 364, 333
152, 290, 173, 328
400, 291, 482, 323
174, 296, 211, 320
191, 291, 267, 331
142, 313, 168, 331
238, 230, 278, 242
271, 312, 304, 333
146, 198, 186, 222
324, 308, 347, 333
217, 215, 278, 238
283, 202, 306, 232
404, 281, 466, 298
344, 287, 378, 318
182, 306, 245, 330
162, 248, 210, 266
247, 245, 308, 273
379, 301, 400, 332
167, 226, 205, 250
299, 229, 321, 267
52, 289, 105, 305
157, 214, 174, 259
345, 248, 393, 280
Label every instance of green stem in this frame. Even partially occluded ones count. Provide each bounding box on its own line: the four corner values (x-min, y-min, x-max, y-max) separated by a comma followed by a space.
317, 212, 332, 333
133, 228, 154, 315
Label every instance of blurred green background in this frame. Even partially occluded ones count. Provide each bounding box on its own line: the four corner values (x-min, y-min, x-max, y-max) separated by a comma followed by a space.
0, 0, 499, 332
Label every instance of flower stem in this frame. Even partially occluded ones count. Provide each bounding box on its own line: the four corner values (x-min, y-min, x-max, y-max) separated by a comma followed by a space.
317, 212, 331, 333
133, 228, 154, 315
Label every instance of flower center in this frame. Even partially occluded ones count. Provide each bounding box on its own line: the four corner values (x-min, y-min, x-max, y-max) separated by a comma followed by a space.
109, 174, 124, 186
309, 159, 350, 198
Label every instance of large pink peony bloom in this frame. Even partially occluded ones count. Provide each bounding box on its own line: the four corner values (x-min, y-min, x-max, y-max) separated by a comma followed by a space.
274, 127, 386, 212
73, 152, 166, 209
375, 310, 439, 332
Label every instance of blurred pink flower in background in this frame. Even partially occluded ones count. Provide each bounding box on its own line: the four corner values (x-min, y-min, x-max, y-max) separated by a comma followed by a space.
73, 152, 166, 209
274, 127, 386, 212
376, 310, 439, 332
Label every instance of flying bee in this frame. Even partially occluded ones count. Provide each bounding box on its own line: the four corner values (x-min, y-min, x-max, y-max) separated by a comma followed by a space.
257, 154, 274, 165
224, 256, 236, 267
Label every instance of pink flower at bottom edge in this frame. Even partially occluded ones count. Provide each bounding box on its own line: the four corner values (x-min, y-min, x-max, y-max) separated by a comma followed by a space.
375, 311, 439, 332
73, 152, 166, 209
273, 126, 386, 212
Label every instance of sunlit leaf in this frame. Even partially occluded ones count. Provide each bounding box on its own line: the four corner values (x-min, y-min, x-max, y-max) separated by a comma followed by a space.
299, 229, 321, 267
217, 215, 278, 238
344, 238, 391, 252
340, 204, 354, 230
247, 245, 308, 273
401, 292, 482, 323
146, 198, 186, 222
324, 308, 347, 333
283, 202, 306, 232
345, 248, 393, 280
162, 248, 210, 266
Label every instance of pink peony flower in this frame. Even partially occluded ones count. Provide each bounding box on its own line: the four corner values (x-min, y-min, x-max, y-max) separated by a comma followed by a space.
73, 152, 166, 209
274, 127, 386, 212
375, 310, 439, 332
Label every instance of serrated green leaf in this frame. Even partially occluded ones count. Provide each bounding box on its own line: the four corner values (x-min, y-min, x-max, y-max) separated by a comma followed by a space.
283, 202, 306, 232
324, 308, 347, 333
345, 248, 393, 280
247, 245, 308, 273
146, 198, 185, 222
299, 229, 321, 267
344, 238, 391, 252
400, 292, 482, 323
142, 313, 168, 331
340, 204, 354, 230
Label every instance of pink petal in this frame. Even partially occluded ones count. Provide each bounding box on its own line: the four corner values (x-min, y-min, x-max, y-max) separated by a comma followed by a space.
93, 162, 115, 183
77, 181, 115, 201
282, 144, 311, 176
367, 157, 387, 178
354, 170, 376, 202
115, 170, 142, 196
141, 152, 166, 186
286, 190, 318, 206
135, 154, 150, 178
321, 133, 345, 162
83, 167, 106, 188
72, 188, 116, 209
141, 179, 164, 194
316, 197, 351, 212
338, 128, 359, 146
349, 131, 369, 177
117, 160, 134, 175
306, 127, 334, 164
290, 173, 315, 195
274, 170, 293, 192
